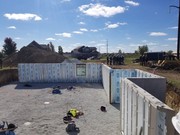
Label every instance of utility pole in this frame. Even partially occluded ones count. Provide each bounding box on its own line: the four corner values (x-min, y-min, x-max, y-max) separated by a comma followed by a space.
170, 1, 180, 59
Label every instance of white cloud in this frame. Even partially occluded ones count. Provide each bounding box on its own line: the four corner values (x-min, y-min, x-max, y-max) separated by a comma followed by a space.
60, 0, 71, 2
80, 28, 88, 32
90, 29, 98, 32
107, 23, 119, 29
55, 33, 72, 38
167, 38, 177, 41
149, 32, 167, 36
71, 43, 84, 47
140, 40, 158, 46
7, 26, 16, 29
79, 3, 126, 17
46, 38, 56, 41
14, 37, 21, 40
125, 0, 140, 6
129, 43, 141, 47
105, 22, 127, 29
79, 22, 85, 25
142, 40, 148, 43
97, 43, 106, 46
73, 31, 83, 34
146, 42, 158, 46
89, 41, 96, 44
4, 13, 42, 21
168, 26, 178, 29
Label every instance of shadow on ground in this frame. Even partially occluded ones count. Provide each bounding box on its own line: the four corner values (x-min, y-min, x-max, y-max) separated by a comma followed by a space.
111, 103, 120, 110
15, 82, 104, 90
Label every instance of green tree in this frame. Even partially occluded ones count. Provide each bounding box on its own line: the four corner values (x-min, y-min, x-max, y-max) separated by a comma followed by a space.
0, 51, 4, 59
0, 51, 3, 69
167, 50, 173, 55
2, 37, 17, 56
134, 50, 139, 54
138, 45, 148, 55
118, 49, 122, 54
58, 46, 63, 54
48, 42, 55, 52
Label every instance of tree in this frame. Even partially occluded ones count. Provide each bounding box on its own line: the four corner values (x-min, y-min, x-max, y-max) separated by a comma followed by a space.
134, 50, 139, 54
0, 51, 3, 69
138, 45, 148, 55
118, 49, 122, 54
2, 37, 17, 56
0, 51, 4, 59
58, 46, 63, 54
48, 42, 55, 52
167, 50, 173, 55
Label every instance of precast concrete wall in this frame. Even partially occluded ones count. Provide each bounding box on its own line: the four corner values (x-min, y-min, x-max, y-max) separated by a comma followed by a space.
18, 63, 102, 83
120, 78, 176, 135
102, 64, 112, 103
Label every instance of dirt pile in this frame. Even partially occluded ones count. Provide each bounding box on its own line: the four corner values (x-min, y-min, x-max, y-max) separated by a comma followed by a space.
166, 83, 180, 112
158, 60, 180, 71
2, 41, 65, 67
0, 69, 18, 86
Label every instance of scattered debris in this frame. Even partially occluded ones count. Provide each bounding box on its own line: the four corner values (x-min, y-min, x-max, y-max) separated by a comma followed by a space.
24, 122, 31, 126
52, 89, 61, 94
0, 121, 17, 134
67, 109, 84, 118
53, 85, 61, 89
44, 102, 50, 105
0, 121, 5, 129
100, 106, 107, 112
8, 123, 17, 130
63, 116, 72, 124
66, 121, 80, 133
67, 86, 75, 91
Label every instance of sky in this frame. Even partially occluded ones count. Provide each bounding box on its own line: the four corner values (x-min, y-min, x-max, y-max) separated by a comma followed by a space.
0, 0, 179, 53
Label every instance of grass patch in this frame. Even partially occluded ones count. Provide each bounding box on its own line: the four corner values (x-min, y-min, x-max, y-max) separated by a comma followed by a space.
124, 53, 140, 65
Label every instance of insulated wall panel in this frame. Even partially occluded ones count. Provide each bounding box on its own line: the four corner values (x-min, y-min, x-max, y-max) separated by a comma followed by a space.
120, 78, 176, 135
102, 64, 111, 102
18, 63, 102, 83
110, 69, 136, 103
135, 69, 162, 78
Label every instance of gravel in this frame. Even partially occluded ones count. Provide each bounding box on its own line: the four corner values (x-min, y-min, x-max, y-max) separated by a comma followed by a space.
0, 83, 120, 135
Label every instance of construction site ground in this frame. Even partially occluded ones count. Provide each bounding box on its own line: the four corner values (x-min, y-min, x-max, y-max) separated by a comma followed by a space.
0, 83, 120, 135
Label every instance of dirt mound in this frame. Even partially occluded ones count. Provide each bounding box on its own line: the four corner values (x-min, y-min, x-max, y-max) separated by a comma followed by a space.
157, 60, 180, 70
166, 83, 180, 112
2, 41, 65, 67
0, 69, 18, 86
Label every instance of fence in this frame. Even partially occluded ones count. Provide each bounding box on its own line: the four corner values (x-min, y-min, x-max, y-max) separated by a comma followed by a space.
120, 78, 176, 135
18, 63, 102, 83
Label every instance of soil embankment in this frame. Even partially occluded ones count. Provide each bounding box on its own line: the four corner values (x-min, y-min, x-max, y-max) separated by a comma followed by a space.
0, 69, 18, 86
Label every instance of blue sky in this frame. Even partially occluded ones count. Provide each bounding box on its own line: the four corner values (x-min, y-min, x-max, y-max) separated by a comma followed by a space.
0, 0, 179, 53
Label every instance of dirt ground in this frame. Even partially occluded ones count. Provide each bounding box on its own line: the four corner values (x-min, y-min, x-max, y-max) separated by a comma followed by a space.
0, 83, 120, 135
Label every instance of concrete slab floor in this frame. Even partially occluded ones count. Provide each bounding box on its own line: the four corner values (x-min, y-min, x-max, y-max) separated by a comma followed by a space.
0, 83, 120, 135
